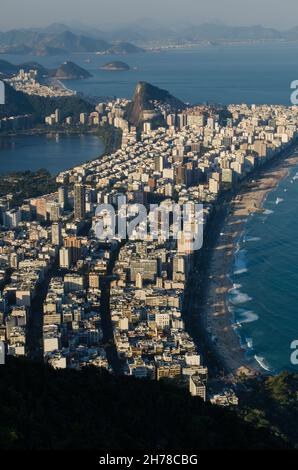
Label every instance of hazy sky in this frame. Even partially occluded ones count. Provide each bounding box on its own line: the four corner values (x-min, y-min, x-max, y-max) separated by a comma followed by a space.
1, 0, 298, 30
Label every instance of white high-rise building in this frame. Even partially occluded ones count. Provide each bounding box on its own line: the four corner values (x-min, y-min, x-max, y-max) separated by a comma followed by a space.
59, 247, 71, 269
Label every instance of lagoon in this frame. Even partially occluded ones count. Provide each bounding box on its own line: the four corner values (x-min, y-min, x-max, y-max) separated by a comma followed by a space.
0, 133, 104, 175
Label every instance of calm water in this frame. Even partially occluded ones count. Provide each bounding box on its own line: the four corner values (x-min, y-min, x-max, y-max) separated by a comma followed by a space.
228, 160, 298, 373
0, 133, 104, 175
2, 42, 298, 104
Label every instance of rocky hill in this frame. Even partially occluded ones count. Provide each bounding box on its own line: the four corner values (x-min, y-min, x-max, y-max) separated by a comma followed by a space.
52, 61, 92, 79
0, 59, 90, 80
0, 59, 18, 77
127, 81, 186, 128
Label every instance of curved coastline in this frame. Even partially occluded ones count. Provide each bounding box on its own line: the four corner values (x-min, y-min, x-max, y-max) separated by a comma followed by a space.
200, 144, 298, 377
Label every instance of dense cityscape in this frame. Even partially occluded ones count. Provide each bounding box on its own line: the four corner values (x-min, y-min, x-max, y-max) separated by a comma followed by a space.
1, 71, 298, 407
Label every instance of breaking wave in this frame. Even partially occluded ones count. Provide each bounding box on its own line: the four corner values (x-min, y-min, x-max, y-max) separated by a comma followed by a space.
234, 267, 248, 275
244, 236, 261, 243
237, 309, 259, 324
229, 289, 252, 305
228, 283, 242, 292
233, 248, 248, 275
254, 355, 273, 372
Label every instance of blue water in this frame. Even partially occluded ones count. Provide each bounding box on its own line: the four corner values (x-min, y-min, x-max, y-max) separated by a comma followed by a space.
2, 42, 298, 104
0, 133, 104, 175
228, 158, 298, 373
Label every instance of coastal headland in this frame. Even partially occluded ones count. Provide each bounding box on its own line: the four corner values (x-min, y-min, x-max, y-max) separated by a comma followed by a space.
199, 145, 298, 377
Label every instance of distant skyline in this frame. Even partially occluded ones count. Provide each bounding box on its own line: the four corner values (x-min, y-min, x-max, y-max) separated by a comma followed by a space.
1, 0, 298, 31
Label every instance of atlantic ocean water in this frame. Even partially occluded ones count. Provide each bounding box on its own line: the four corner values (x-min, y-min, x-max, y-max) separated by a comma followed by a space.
228, 162, 298, 372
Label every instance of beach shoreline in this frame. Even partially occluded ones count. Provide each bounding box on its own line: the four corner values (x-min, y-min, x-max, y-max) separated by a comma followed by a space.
201, 146, 298, 378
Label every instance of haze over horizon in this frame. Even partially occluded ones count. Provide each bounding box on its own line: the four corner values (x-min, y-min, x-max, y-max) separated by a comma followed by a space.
1, 0, 298, 31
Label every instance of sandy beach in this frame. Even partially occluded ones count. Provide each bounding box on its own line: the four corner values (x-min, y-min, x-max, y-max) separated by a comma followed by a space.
202, 148, 298, 377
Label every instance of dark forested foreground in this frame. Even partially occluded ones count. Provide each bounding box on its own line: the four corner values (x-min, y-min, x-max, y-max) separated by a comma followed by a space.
0, 357, 297, 451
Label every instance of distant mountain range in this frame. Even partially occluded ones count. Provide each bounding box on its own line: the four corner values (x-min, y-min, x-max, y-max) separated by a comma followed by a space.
25, 21, 298, 47
101, 22, 298, 45
0, 28, 144, 56
1, 23, 298, 56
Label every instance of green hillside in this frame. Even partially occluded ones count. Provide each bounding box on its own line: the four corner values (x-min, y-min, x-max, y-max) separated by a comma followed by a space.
0, 83, 93, 122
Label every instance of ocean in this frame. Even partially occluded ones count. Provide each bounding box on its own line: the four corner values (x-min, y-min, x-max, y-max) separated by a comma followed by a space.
1, 41, 298, 105
228, 160, 298, 373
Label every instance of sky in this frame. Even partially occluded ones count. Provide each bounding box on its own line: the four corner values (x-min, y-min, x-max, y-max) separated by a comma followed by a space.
1, 0, 298, 31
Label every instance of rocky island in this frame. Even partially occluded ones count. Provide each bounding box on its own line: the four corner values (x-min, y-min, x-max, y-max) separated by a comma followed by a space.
101, 61, 131, 71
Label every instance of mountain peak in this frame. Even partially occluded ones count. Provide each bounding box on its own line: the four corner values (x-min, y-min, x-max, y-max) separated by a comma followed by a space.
127, 81, 186, 128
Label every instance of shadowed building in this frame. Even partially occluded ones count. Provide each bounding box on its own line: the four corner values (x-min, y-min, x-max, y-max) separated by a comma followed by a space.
74, 184, 86, 221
